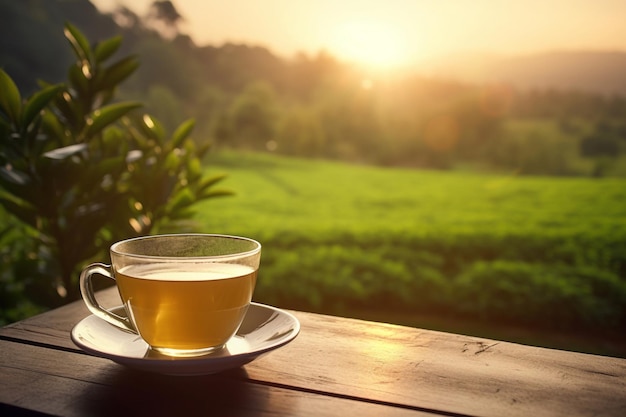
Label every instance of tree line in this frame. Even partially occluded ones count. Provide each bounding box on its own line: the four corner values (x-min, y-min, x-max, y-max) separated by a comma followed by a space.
2, 0, 626, 176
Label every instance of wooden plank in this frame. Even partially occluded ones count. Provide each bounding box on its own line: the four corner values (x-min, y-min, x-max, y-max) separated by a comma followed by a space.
0, 287, 120, 349
0, 340, 431, 417
2, 288, 626, 417
248, 312, 626, 417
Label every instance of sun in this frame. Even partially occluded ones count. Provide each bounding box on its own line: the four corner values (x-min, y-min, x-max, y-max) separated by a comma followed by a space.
331, 21, 409, 69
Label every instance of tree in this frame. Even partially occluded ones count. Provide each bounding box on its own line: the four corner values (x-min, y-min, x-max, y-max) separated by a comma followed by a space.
228, 81, 279, 149
146, 1, 184, 39
581, 134, 620, 157
0, 24, 230, 311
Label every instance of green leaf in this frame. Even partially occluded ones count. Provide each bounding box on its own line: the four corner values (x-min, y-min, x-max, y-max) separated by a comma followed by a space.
168, 188, 195, 212
21, 84, 63, 129
94, 36, 122, 63
100, 126, 127, 154
68, 64, 89, 96
93, 155, 125, 177
40, 110, 68, 146
84, 102, 142, 138
187, 158, 202, 181
171, 119, 195, 149
0, 193, 37, 229
0, 69, 22, 123
53, 88, 80, 128
98, 56, 140, 91
199, 188, 234, 199
139, 114, 165, 143
64, 22, 92, 63
0, 166, 30, 186
164, 151, 181, 172
43, 143, 88, 160
198, 173, 228, 193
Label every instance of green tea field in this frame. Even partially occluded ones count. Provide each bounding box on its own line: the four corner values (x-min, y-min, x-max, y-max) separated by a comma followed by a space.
196, 151, 626, 357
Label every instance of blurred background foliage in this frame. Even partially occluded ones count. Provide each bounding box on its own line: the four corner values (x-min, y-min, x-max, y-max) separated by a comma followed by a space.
2, 0, 626, 177
1, 0, 625, 356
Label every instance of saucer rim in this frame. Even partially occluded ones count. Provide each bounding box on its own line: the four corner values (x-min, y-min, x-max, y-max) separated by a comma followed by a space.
70, 302, 300, 375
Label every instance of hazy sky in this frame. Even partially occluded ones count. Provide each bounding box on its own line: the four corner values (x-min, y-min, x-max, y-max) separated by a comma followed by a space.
93, 0, 626, 68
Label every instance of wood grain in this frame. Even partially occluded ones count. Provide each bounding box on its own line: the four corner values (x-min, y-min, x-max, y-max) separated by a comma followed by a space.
2, 287, 625, 417
250, 311, 626, 417
0, 340, 430, 417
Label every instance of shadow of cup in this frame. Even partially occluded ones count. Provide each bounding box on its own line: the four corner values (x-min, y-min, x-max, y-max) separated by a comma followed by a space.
75, 367, 270, 417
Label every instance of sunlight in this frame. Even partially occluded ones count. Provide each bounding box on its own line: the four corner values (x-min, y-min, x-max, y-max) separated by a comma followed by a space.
331, 21, 409, 69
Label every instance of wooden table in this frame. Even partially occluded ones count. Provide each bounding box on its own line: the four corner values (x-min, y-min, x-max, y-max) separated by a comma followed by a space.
1, 287, 625, 416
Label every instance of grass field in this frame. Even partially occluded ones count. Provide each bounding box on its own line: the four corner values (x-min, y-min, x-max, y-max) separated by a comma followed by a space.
194, 150, 626, 357
198, 150, 626, 236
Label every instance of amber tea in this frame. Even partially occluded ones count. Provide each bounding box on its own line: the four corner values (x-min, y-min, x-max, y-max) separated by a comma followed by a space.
116, 263, 257, 353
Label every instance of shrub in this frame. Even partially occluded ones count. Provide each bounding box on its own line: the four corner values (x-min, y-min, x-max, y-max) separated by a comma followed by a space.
454, 260, 626, 329
255, 241, 448, 313
0, 23, 230, 317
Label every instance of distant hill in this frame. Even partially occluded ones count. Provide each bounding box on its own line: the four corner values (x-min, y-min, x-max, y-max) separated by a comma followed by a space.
0, 0, 118, 93
4, 1, 624, 98
423, 51, 626, 96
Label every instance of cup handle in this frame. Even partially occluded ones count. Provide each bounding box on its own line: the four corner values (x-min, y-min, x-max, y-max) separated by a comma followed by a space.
79, 263, 137, 333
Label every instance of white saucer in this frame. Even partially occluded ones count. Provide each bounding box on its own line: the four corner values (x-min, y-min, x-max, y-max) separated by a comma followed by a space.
71, 302, 300, 376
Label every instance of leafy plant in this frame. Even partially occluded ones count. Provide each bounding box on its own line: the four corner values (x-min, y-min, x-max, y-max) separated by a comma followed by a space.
0, 23, 230, 310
